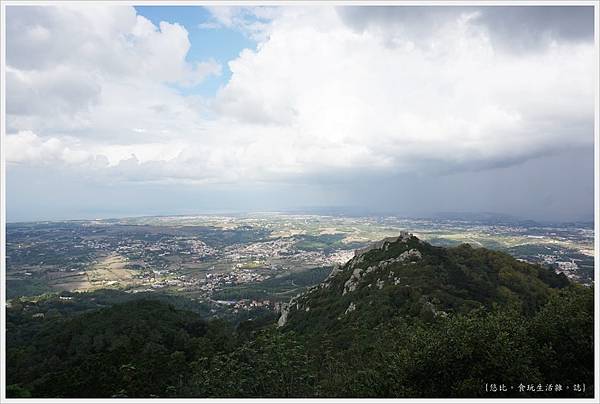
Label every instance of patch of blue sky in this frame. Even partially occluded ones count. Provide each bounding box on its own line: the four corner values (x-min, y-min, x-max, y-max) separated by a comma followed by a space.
134, 6, 257, 97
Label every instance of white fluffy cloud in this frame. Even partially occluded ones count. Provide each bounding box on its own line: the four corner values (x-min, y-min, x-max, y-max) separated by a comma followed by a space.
6, 131, 93, 165
6, 5, 220, 137
5, 6, 595, 185
7, 6, 220, 83
216, 7, 594, 172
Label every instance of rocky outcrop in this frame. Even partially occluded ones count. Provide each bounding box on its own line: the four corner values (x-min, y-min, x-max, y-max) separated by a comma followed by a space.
343, 266, 363, 295
344, 302, 356, 315
323, 264, 343, 288
277, 304, 290, 327
343, 265, 379, 295
277, 292, 302, 327
342, 248, 422, 295
378, 248, 422, 269
353, 231, 412, 257
279, 233, 422, 325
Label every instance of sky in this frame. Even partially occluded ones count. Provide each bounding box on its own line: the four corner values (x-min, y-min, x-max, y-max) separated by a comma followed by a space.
4, 4, 596, 222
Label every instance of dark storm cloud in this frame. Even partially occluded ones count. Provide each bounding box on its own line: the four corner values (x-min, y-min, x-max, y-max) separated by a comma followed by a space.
5, 5, 595, 223
7, 147, 594, 223
477, 6, 594, 41
338, 6, 594, 51
326, 147, 595, 223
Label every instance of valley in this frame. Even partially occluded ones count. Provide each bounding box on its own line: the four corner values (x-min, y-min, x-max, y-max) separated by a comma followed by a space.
6, 213, 594, 318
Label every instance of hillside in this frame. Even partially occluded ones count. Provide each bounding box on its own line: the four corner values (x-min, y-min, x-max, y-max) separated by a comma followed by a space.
6, 234, 594, 398
278, 232, 570, 333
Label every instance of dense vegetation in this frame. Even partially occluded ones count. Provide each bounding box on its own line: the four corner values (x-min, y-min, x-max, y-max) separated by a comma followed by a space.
212, 266, 331, 301
6, 236, 594, 398
284, 237, 572, 335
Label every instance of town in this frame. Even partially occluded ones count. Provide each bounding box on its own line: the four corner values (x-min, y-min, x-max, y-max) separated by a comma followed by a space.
6, 213, 595, 314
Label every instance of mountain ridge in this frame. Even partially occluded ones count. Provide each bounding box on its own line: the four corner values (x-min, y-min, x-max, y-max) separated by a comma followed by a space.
7, 233, 593, 398
278, 232, 570, 331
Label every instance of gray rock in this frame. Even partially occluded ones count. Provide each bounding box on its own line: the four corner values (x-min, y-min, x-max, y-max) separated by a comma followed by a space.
342, 266, 364, 295
344, 302, 357, 315
277, 303, 290, 327
353, 231, 412, 257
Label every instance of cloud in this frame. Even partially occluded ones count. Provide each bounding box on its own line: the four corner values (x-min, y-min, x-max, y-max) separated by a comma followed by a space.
6, 5, 221, 134
214, 7, 594, 172
474, 6, 594, 49
338, 6, 594, 51
6, 65, 101, 119
4, 5, 595, 187
5, 131, 92, 165
6, 6, 221, 83
201, 6, 280, 41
